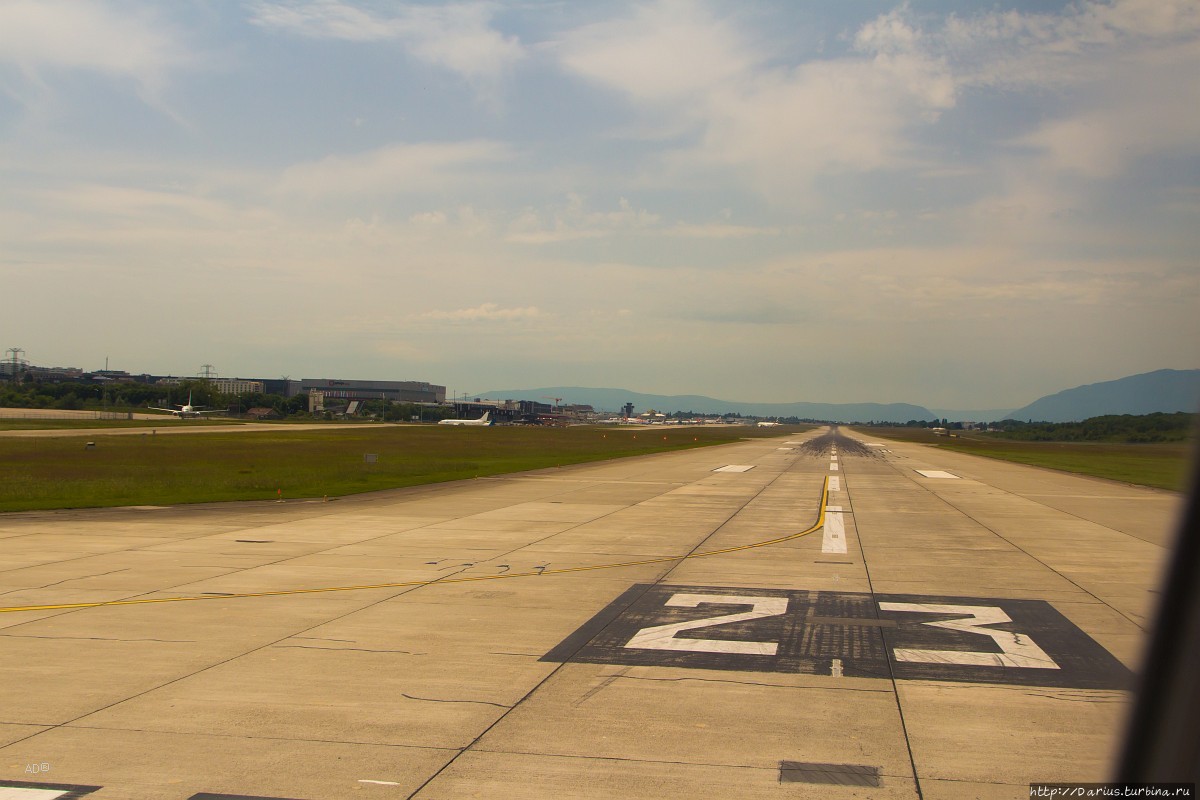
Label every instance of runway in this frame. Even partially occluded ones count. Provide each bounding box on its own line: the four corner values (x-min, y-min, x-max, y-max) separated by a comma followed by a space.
0, 428, 1183, 799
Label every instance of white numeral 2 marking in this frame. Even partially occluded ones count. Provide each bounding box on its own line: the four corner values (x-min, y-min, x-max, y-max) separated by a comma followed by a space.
879, 603, 1059, 669
625, 594, 787, 655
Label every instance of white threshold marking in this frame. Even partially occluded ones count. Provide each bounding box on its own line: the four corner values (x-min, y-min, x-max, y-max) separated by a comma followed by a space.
714, 464, 756, 473
828, 475, 841, 492
915, 470, 958, 479
823, 505, 847, 553
830, 462, 839, 471
831, 658, 844, 678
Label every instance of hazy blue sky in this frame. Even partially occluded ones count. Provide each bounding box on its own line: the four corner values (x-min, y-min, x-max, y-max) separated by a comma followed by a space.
1, 0, 1197, 408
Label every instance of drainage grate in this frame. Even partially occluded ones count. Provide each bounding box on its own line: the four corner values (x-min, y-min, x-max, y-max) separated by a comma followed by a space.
779, 761, 882, 787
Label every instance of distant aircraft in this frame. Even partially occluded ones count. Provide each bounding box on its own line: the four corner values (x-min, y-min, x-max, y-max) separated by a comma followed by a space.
149, 391, 223, 419
756, 421, 782, 427
439, 412, 492, 427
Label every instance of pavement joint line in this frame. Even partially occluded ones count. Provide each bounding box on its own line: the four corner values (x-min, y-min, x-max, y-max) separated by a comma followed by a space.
0, 479, 829, 615
860, 430, 1154, 632
0, 470, 744, 753
835, 430, 925, 800
0, 570, 475, 755
0, 457, 726, 617
404, 451, 826, 798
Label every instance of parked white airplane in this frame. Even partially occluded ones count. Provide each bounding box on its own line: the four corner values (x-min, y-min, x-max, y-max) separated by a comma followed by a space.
439, 412, 492, 427
756, 421, 782, 427
149, 391, 223, 419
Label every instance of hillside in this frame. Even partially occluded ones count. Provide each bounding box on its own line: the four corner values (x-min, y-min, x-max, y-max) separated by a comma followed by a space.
1006, 369, 1200, 423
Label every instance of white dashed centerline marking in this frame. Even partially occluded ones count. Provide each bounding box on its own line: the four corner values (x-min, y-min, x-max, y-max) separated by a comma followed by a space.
830, 462, 839, 471
829, 476, 841, 492
822, 505, 847, 554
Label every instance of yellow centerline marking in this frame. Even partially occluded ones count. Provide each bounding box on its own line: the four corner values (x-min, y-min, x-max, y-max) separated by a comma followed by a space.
0, 477, 829, 615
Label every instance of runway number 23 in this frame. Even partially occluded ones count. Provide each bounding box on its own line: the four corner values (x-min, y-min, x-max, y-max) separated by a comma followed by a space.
624, 594, 1059, 670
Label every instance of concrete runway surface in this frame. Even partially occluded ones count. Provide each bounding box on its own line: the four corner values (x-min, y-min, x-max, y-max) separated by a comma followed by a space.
0, 428, 1183, 799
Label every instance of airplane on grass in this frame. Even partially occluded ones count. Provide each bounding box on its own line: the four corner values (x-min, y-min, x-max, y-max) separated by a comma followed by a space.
149, 391, 224, 419
439, 412, 492, 427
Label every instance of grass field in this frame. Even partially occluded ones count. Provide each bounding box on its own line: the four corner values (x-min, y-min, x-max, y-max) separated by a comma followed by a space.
0, 424, 811, 512
0, 418, 245, 430
858, 427, 1194, 491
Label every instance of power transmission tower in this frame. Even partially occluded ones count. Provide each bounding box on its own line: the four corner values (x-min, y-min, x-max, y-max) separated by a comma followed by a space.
4, 347, 27, 382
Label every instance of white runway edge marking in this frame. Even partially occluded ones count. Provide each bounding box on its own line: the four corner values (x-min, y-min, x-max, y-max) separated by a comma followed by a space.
828, 476, 841, 492
822, 505, 847, 554
713, 464, 756, 473
915, 470, 958, 479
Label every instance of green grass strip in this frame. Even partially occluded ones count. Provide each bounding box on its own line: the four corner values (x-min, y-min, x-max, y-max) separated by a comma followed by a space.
0, 424, 812, 512
860, 427, 1192, 491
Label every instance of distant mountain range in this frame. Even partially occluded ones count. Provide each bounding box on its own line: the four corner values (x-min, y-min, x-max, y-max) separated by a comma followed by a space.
475, 369, 1199, 424
1004, 369, 1200, 422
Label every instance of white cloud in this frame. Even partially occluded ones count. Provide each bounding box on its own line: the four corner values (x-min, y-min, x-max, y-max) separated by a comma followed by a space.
505, 195, 660, 244
422, 303, 541, 321
0, 0, 184, 98
664, 223, 780, 239
558, 0, 751, 103
250, 1, 525, 85
556, 1, 956, 202
275, 140, 511, 197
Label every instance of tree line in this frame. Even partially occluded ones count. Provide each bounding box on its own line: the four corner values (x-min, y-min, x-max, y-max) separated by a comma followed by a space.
987, 413, 1195, 443
0, 379, 309, 416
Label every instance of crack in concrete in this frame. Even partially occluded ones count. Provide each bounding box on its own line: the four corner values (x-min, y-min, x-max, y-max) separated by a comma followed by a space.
272, 644, 425, 655
0, 568, 131, 596
400, 692, 510, 709
0, 634, 195, 643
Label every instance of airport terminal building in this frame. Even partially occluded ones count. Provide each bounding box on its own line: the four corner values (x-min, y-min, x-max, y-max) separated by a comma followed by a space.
261, 378, 446, 405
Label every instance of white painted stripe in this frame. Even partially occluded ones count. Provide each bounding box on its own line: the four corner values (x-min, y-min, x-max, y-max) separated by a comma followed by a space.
359, 780, 403, 786
822, 509, 847, 553
713, 464, 756, 473
831, 658, 844, 678
829, 462, 839, 471
915, 469, 958, 479
828, 476, 841, 492
830, 455, 837, 461
0, 790, 73, 799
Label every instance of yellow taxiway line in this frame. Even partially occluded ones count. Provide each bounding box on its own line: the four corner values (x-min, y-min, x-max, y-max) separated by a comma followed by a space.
0, 476, 829, 614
